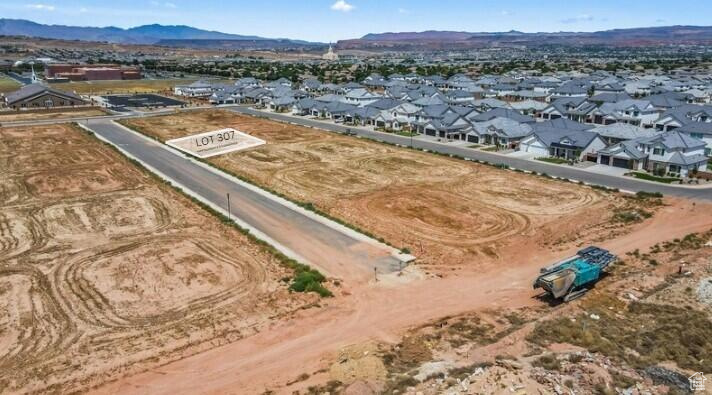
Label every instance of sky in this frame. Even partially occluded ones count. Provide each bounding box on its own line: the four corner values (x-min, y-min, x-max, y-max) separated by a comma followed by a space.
2, 0, 712, 43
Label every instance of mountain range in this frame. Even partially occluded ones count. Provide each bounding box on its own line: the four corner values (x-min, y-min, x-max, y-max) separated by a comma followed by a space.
338, 26, 712, 50
3, 19, 712, 51
0, 18, 320, 48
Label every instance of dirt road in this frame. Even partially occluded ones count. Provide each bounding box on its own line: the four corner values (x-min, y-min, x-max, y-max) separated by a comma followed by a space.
96, 198, 712, 395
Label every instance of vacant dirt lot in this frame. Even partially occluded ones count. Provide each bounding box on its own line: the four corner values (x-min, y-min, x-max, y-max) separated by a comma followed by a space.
0, 124, 308, 393
302, 229, 712, 395
124, 110, 654, 272
0, 108, 108, 122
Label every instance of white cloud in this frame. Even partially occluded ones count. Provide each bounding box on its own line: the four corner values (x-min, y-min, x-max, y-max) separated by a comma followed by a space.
79, 7, 88, 12
26, 4, 55, 11
331, 0, 354, 12
500, 10, 512, 16
164, 2, 177, 8
398, 8, 410, 14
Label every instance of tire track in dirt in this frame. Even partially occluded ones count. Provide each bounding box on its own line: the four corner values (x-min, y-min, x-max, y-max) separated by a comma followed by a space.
0, 124, 298, 394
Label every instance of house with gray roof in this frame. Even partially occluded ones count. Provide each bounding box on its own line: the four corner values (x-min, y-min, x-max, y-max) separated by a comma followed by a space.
417, 112, 472, 140
519, 128, 606, 161
596, 130, 707, 176
540, 97, 587, 120
344, 88, 382, 106
3, 83, 86, 110
677, 122, 712, 156
510, 99, 548, 116
593, 123, 658, 145
468, 117, 533, 147
173, 80, 214, 97
595, 99, 660, 127
654, 105, 712, 132
470, 108, 535, 124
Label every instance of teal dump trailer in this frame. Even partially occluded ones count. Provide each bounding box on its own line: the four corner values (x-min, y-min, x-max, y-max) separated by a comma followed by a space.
533, 246, 616, 302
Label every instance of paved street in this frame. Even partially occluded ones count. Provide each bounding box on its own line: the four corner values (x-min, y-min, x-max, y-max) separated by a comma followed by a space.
229, 107, 712, 201
81, 120, 404, 278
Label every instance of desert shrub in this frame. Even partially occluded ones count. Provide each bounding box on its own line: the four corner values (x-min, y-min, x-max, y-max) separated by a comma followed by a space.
532, 354, 561, 371
635, 191, 663, 199
290, 267, 332, 297
528, 302, 712, 372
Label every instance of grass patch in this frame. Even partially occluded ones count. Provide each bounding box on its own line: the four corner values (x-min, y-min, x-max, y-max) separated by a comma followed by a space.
289, 266, 332, 297
535, 156, 570, 165
0, 74, 21, 94
50, 78, 208, 94
634, 191, 663, 199
480, 146, 499, 152
629, 172, 680, 184
468, 144, 482, 148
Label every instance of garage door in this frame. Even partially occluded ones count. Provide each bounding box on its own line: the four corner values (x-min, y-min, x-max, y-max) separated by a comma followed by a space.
467, 135, 479, 143
612, 158, 630, 169
425, 128, 436, 136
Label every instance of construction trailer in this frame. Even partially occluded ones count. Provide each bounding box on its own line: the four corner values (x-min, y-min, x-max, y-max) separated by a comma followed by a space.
533, 246, 616, 302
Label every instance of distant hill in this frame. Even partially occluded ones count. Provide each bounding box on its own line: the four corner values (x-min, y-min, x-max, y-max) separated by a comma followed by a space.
339, 26, 712, 50
156, 39, 322, 50
0, 19, 320, 48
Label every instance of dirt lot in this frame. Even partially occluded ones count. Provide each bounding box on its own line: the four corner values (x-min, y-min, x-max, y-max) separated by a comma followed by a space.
123, 110, 658, 272
0, 108, 108, 122
300, 229, 712, 395
0, 124, 310, 393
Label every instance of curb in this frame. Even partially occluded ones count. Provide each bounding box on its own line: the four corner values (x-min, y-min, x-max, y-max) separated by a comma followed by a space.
78, 121, 318, 273
93, 120, 412, 266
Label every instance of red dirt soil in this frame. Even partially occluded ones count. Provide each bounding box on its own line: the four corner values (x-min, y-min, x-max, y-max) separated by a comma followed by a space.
95, 197, 712, 395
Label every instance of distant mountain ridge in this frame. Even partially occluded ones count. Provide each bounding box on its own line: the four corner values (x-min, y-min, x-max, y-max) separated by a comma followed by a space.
340, 26, 712, 50
0, 19, 319, 48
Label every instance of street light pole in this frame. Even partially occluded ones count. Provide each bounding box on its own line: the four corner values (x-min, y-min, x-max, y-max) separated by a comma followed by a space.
227, 193, 231, 222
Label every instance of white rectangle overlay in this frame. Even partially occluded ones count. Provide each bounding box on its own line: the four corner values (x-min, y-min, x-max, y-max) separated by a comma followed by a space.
166, 128, 265, 158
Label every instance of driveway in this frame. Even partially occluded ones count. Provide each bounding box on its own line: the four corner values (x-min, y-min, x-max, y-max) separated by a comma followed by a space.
506, 151, 537, 160
583, 164, 630, 177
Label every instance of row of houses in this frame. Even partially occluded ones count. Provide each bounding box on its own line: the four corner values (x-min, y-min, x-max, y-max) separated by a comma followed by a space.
175, 72, 711, 178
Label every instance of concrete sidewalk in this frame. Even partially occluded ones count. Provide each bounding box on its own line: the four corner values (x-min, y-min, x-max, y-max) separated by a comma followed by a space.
81, 119, 411, 280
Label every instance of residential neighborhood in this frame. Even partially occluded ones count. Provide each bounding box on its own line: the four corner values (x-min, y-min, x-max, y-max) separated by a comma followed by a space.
164, 68, 712, 183
1, 4, 712, 395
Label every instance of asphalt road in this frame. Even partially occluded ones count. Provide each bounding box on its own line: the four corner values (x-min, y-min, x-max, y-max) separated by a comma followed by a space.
229, 106, 712, 201
82, 120, 403, 278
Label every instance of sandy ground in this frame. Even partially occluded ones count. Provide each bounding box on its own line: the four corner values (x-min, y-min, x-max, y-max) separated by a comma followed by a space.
104, 109, 712, 394
96, 197, 712, 395
0, 124, 311, 393
0, 108, 108, 122
124, 110, 660, 273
